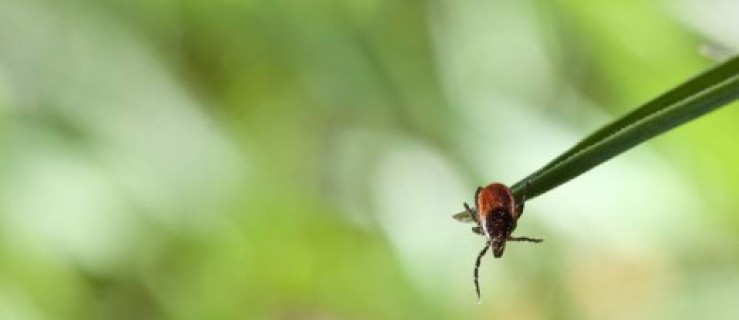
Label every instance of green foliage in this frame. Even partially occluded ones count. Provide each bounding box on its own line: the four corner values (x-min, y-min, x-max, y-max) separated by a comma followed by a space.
2, 0, 739, 319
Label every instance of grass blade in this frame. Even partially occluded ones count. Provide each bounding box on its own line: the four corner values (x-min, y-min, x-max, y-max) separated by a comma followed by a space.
510, 56, 739, 200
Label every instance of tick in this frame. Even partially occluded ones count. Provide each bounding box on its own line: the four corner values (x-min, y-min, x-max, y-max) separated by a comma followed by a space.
452, 181, 543, 301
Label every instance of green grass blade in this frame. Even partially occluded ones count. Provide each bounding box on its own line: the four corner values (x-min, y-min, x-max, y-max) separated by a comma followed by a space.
511, 57, 739, 194
510, 56, 739, 199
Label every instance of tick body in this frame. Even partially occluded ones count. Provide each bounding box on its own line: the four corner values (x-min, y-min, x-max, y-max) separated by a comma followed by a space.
476, 183, 519, 258
454, 181, 543, 302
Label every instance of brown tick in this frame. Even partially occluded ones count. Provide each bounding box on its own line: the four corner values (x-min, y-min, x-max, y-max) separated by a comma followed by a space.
452, 181, 542, 302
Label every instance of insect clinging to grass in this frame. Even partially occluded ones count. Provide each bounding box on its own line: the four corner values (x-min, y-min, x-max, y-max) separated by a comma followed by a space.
452, 181, 543, 302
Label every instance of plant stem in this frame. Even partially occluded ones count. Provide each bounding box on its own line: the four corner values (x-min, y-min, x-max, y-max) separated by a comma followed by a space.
510, 56, 739, 200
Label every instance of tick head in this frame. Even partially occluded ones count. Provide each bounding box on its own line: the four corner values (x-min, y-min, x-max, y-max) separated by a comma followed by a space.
491, 239, 506, 258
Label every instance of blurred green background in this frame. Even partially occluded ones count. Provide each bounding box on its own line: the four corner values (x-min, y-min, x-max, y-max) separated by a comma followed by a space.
1, 0, 739, 319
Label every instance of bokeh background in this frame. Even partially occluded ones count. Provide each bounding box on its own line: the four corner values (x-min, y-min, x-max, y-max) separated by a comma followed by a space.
1, 0, 739, 319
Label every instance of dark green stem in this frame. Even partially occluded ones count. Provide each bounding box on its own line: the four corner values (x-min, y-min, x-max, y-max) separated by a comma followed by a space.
510, 56, 739, 200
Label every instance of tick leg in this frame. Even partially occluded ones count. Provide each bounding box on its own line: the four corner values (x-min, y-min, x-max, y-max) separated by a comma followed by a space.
473, 242, 490, 303
516, 179, 531, 215
472, 226, 483, 235
508, 236, 543, 243
464, 202, 480, 225
474, 187, 483, 211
